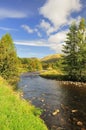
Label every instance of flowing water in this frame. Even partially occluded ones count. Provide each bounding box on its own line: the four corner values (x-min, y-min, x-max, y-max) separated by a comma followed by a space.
18, 72, 86, 130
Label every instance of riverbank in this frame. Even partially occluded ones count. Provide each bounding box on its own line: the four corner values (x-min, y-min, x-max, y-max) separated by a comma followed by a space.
40, 70, 86, 87
0, 76, 48, 130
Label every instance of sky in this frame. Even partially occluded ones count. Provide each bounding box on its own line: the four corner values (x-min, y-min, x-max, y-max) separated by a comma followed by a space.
0, 0, 86, 58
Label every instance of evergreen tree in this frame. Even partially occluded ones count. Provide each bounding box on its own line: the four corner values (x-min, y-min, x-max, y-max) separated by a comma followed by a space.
63, 22, 78, 81
77, 18, 86, 80
63, 18, 86, 81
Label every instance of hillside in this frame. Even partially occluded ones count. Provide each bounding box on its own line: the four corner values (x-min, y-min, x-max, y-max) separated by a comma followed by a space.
0, 77, 48, 130
41, 54, 62, 63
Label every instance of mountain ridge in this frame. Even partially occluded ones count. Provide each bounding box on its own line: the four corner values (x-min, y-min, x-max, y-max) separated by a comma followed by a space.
41, 54, 62, 63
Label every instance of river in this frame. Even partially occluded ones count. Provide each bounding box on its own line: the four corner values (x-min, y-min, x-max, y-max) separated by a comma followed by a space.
18, 72, 86, 130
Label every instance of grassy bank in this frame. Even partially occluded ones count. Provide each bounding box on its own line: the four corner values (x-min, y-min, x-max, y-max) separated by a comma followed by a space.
40, 69, 64, 80
0, 77, 48, 130
40, 70, 86, 83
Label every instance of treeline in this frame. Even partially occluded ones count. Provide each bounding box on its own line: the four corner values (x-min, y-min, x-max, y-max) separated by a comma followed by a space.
42, 57, 64, 71
19, 57, 42, 72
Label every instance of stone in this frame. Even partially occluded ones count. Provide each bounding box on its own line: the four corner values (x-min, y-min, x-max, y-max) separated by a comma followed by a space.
77, 121, 83, 126
72, 109, 78, 113
41, 99, 45, 102
52, 109, 60, 116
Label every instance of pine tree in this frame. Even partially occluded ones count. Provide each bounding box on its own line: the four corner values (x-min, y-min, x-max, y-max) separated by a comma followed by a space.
77, 18, 86, 81
63, 18, 86, 81
63, 22, 78, 81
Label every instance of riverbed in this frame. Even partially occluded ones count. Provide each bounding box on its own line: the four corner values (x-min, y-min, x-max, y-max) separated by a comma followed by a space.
18, 72, 86, 130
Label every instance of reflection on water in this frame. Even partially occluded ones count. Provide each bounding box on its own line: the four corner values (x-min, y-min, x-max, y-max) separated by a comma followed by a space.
18, 73, 86, 130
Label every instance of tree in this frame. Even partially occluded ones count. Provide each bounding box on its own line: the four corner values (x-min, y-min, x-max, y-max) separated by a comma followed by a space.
77, 18, 86, 80
63, 22, 78, 81
62, 18, 86, 81
0, 34, 19, 81
20, 58, 42, 72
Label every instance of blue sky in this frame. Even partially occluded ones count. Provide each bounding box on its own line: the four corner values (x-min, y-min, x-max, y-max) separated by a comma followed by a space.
0, 0, 86, 58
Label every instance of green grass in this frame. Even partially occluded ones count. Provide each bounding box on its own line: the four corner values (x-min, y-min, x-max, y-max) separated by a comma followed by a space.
0, 76, 48, 130
40, 69, 63, 76
40, 69, 65, 80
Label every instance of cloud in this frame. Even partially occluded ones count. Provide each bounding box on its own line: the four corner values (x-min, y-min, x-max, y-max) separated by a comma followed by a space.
0, 8, 27, 19
39, 0, 82, 28
21, 25, 34, 33
68, 16, 81, 26
50, 43, 64, 53
34, 28, 42, 37
14, 36, 65, 54
38, 0, 82, 53
14, 29, 69, 53
14, 40, 50, 47
48, 30, 68, 43
0, 27, 18, 31
21, 24, 42, 37
39, 19, 57, 35
47, 30, 68, 53
39, 19, 51, 31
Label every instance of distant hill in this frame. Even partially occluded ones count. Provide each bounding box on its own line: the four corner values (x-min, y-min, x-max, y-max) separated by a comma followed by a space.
41, 54, 62, 63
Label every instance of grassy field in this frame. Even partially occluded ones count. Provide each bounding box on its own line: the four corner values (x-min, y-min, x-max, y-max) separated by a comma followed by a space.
0, 76, 48, 130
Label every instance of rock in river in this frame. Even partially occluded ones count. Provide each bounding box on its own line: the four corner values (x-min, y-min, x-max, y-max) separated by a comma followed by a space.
77, 121, 83, 126
52, 109, 60, 116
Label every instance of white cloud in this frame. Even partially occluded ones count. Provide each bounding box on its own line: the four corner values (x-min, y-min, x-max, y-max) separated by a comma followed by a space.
0, 8, 27, 19
47, 30, 68, 53
14, 30, 69, 53
38, 0, 82, 53
14, 38, 65, 54
40, 16, 81, 36
14, 0, 82, 54
14, 40, 50, 47
68, 16, 81, 25
39, 19, 57, 35
0, 27, 18, 31
37, 31, 42, 37
39, 0, 82, 28
21, 24, 42, 37
40, 19, 51, 30
34, 28, 42, 37
48, 30, 68, 43
50, 43, 64, 53
21, 25, 34, 33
